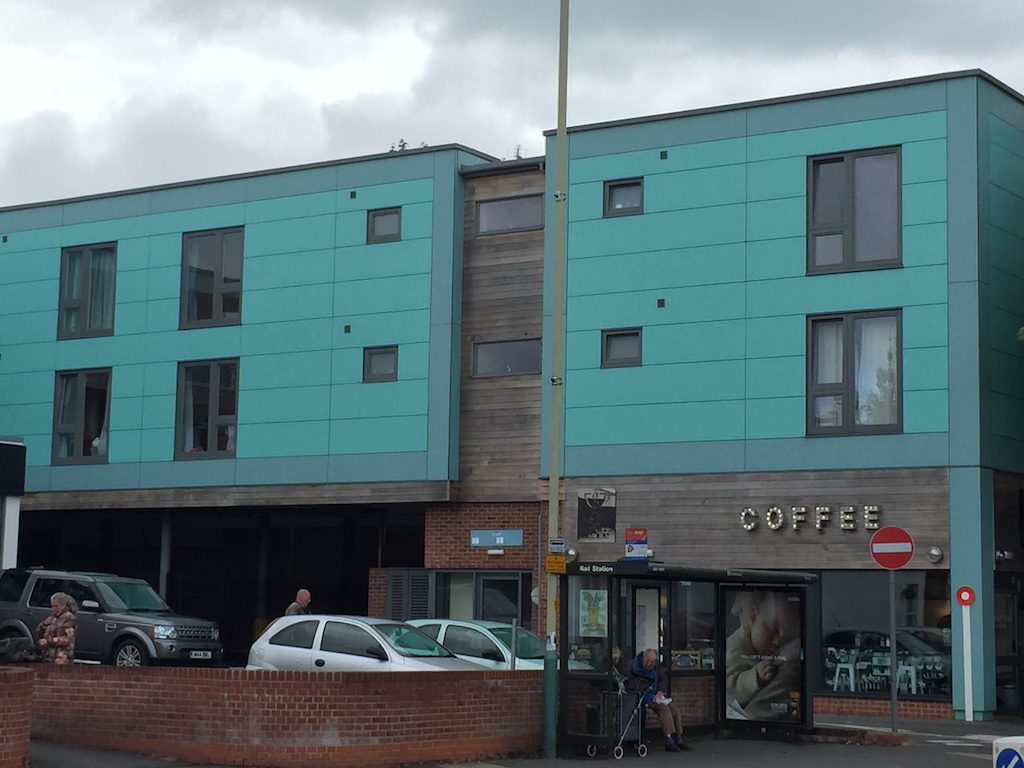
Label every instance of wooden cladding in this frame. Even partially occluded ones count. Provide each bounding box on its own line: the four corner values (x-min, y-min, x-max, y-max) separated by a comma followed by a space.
564, 468, 950, 570
457, 170, 545, 502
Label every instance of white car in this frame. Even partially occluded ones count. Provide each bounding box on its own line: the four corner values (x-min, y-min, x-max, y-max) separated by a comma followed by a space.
408, 618, 555, 670
245, 615, 482, 672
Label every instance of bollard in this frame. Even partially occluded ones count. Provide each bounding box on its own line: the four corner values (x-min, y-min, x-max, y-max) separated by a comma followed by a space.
993, 736, 1024, 767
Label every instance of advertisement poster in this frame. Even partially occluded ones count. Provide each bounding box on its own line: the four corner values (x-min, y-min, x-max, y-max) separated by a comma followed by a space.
723, 588, 804, 723
577, 488, 616, 541
579, 589, 608, 637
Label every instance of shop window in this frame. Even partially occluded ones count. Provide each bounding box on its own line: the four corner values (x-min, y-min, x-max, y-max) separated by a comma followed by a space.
602, 328, 642, 368
363, 345, 398, 382
477, 195, 543, 234
367, 207, 401, 244
820, 570, 950, 698
58, 243, 117, 339
808, 147, 900, 273
434, 571, 533, 631
175, 358, 238, 459
808, 310, 900, 435
180, 227, 243, 329
603, 178, 643, 217
472, 338, 541, 377
52, 368, 111, 465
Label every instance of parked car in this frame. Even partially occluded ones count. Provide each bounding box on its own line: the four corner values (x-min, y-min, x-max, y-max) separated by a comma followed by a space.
408, 618, 593, 670
245, 615, 483, 672
0, 568, 222, 667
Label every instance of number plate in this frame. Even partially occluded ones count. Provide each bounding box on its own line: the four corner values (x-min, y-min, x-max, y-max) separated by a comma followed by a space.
189, 650, 213, 660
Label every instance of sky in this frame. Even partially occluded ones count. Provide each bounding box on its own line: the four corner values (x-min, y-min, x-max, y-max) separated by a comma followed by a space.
2, 0, 1024, 207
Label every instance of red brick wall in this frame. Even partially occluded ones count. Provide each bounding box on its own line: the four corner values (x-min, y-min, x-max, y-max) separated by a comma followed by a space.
367, 567, 385, 618
31, 666, 543, 767
0, 667, 32, 768
813, 695, 954, 719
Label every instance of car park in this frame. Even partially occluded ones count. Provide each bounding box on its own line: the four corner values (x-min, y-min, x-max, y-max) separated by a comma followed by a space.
407, 618, 584, 670
0, 567, 222, 667
245, 614, 483, 672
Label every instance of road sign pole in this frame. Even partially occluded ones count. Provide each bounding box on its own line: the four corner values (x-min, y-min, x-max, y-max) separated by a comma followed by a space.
963, 601, 973, 722
889, 569, 898, 734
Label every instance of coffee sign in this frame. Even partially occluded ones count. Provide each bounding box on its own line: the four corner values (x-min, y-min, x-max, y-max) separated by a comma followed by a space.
741, 504, 881, 533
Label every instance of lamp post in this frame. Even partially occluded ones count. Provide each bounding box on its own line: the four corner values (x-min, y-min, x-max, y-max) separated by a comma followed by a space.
543, 0, 570, 759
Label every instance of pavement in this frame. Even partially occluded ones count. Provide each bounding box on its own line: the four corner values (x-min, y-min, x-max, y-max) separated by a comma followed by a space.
27, 715, 1023, 767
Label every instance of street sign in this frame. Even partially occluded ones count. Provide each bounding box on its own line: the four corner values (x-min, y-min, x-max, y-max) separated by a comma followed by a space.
548, 538, 566, 554
470, 529, 523, 547
624, 527, 648, 561
544, 553, 567, 574
869, 526, 914, 569
956, 586, 976, 606
995, 747, 1022, 768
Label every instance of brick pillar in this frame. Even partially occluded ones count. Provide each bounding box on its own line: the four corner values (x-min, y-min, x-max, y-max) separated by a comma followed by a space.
0, 667, 32, 768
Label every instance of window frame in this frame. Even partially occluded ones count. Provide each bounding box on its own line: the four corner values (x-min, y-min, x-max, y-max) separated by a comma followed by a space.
179, 226, 244, 330
51, 367, 112, 466
363, 345, 398, 383
806, 146, 902, 275
57, 242, 118, 340
174, 357, 240, 460
366, 207, 402, 244
471, 338, 542, 378
603, 178, 644, 218
806, 309, 902, 436
475, 194, 544, 235
601, 327, 642, 368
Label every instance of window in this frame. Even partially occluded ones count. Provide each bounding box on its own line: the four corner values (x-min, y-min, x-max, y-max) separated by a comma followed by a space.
601, 328, 642, 368
808, 311, 900, 435
477, 195, 543, 234
321, 621, 385, 658
269, 620, 318, 649
603, 178, 643, 217
52, 368, 111, 464
180, 227, 243, 328
58, 243, 117, 339
415, 623, 441, 640
808, 148, 900, 273
0, 570, 28, 603
443, 625, 503, 661
473, 339, 542, 377
175, 359, 239, 458
363, 346, 398, 382
29, 578, 65, 608
67, 580, 100, 611
669, 581, 716, 671
367, 207, 401, 244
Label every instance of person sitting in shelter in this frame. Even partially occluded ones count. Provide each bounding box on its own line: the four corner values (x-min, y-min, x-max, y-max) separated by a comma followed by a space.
629, 648, 690, 752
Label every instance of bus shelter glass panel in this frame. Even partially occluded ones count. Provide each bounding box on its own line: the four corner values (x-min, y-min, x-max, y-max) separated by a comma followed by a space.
563, 574, 614, 747
722, 587, 806, 724
669, 581, 716, 671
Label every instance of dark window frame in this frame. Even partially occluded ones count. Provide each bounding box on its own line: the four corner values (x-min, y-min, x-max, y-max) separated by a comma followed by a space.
51, 367, 112, 466
603, 178, 644, 218
179, 226, 244, 330
174, 357, 240, 460
806, 309, 902, 436
471, 338, 542, 378
601, 327, 642, 368
475, 194, 544, 235
807, 146, 902, 275
366, 207, 402, 244
57, 242, 118, 340
363, 345, 398, 383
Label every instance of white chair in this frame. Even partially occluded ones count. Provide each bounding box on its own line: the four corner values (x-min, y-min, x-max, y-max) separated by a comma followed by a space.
831, 650, 857, 691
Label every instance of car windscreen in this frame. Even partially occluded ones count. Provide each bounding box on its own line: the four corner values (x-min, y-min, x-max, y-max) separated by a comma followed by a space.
97, 581, 171, 612
489, 626, 546, 659
374, 623, 452, 658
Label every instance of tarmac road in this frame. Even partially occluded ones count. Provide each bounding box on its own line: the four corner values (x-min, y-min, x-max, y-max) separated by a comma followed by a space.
27, 716, 1012, 768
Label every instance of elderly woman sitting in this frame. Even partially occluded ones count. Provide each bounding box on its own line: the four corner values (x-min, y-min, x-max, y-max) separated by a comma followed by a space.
35, 591, 78, 664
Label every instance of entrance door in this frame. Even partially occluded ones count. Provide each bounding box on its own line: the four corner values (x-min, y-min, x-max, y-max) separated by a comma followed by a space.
995, 589, 1022, 714
478, 574, 521, 624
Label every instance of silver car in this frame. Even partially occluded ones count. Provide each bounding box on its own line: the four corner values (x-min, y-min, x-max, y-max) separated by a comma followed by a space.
245, 615, 481, 672
409, 618, 564, 670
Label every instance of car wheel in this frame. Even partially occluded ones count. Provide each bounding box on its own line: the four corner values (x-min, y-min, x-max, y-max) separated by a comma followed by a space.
0, 628, 22, 641
113, 638, 149, 667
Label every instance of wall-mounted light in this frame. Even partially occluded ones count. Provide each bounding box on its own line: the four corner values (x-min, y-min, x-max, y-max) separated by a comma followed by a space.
996, 549, 1016, 563
927, 546, 944, 564
487, 548, 505, 556
566, 547, 578, 563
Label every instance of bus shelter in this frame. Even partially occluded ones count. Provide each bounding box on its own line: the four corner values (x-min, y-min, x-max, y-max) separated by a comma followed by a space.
557, 560, 817, 758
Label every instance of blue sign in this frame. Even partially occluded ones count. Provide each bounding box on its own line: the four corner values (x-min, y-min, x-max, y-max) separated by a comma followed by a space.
996, 747, 1022, 768
470, 529, 523, 547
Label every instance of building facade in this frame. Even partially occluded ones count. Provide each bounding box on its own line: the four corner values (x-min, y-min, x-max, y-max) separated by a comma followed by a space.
1, 69, 1023, 719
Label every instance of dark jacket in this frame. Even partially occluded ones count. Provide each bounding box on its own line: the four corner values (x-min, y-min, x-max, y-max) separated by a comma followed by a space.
629, 653, 666, 704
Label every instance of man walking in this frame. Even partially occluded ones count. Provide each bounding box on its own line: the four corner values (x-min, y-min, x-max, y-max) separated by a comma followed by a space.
286, 588, 311, 616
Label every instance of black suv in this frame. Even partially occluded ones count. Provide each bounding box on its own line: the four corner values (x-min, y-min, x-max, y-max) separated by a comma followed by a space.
0, 568, 222, 666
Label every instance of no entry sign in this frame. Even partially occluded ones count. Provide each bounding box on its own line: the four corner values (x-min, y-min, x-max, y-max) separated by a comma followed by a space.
869, 526, 914, 569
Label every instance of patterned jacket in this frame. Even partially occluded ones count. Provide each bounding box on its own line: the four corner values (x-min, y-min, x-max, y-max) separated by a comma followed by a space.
35, 609, 77, 664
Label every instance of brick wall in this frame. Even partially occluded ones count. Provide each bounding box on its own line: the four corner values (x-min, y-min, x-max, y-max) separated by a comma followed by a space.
0, 667, 31, 768
367, 567, 385, 617
31, 666, 543, 767
813, 695, 954, 719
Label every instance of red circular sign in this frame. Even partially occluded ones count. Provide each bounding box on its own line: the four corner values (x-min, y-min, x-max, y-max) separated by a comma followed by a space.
869, 526, 914, 569
956, 586, 976, 606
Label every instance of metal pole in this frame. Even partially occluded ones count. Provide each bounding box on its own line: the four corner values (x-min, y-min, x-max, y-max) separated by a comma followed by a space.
543, 0, 570, 759
889, 570, 898, 733
510, 618, 518, 671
